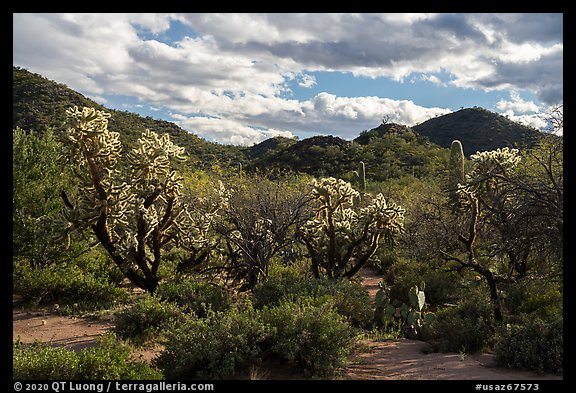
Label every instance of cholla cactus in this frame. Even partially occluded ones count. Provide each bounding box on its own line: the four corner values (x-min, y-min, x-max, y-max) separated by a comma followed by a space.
458, 147, 521, 207
302, 177, 405, 279
445, 147, 521, 323
467, 147, 520, 184
59, 106, 227, 292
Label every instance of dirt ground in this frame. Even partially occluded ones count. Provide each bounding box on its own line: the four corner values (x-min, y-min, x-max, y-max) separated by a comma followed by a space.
12, 267, 562, 380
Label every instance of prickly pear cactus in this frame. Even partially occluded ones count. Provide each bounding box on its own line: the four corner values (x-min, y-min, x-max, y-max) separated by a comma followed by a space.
374, 282, 436, 338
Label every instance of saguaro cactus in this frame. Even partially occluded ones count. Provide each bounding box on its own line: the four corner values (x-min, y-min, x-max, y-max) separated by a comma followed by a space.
448, 140, 465, 203
357, 161, 366, 194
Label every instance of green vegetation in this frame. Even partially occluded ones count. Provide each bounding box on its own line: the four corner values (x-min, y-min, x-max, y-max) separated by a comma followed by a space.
155, 302, 269, 379
374, 282, 436, 339
113, 296, 188, 345
12, 68, 563, 379
13, 262, 127, 312
253, 262, 373, 328
13, 334, 163, 380
423, 289, 496, 353
413, 107, 545, 156
495, 316, 563, 374
156, 279, 232, 317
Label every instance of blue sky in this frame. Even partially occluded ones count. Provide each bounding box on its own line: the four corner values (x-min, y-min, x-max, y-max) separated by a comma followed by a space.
13, 13, 563, 145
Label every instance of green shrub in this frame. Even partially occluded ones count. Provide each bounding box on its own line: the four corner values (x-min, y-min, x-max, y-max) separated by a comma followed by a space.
318, 278, 373, 328
155, 302, 269, 379
155, 296, 357, 379
252, 262, 311, 307
253, 263, 373, 327
260, 297, 357, 377
13, 264, 127, 311
385, 258, 460, 307
423, 290, 495, 353
113, 296, 187, 345
504, 279, 562, 322
13, 334, 163, 380
156, 279, 231, 317
13, 341, 79, 380
495, 316, 563, 374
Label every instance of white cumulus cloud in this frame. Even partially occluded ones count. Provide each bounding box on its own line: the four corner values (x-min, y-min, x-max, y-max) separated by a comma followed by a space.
13, 13, 562, 145
496, 91, 540, 114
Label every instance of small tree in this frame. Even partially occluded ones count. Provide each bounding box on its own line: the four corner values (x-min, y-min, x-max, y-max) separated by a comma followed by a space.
13, 127, 74, 268
59, 107, 227, 292
213, 175, 311, 290
301, 177, 405, 279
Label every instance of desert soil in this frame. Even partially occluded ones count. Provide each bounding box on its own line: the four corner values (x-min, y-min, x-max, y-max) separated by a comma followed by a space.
12, 267, 562, 380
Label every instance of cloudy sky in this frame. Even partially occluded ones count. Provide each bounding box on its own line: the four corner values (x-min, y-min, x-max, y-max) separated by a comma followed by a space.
13, 13, 563, 145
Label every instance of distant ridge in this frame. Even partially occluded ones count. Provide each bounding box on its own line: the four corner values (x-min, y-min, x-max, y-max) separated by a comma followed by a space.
14, 66, 553, 177
12, 66, 244, 168
412, 107, 545, 156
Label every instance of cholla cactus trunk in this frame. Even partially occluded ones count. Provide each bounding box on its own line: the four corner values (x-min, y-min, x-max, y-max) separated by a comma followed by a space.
448, 140, 465, 203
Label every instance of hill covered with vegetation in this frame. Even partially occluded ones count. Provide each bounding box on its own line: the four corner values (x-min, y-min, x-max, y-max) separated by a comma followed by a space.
412, 107, 545, 156
13, 66, 245, 169
14, 66, 551, 180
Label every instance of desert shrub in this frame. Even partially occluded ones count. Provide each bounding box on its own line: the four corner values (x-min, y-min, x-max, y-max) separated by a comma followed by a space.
384, 258, 461, 307
372, 251, 398, 274
13, 341, 79, 379
13, 264, 127, 311
73, 249, 127, 286
495, 316, 563, 374
13, 334, 163, 380
156, 279, 232, 317
503, 279, 562, 322
252, 262, 311, 306
113, 296, 187, 345
423, 289, 495, 353
253, 263, 373, 327
315, 278, 373, 328
155, 302, 269, 379
155, 296, 357, 379
260, 297, 357, 377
